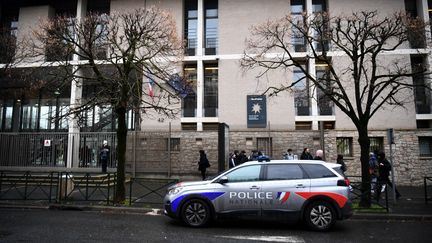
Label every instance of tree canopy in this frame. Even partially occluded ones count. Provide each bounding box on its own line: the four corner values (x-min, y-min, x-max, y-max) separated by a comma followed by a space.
242, 10, 429, 206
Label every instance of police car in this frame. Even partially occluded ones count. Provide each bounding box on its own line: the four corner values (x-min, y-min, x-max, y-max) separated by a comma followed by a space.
163, 159, 352, 231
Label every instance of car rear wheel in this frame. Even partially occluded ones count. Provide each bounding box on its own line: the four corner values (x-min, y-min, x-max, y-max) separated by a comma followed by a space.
304, 201, 336, 231
181, 199, 211, 227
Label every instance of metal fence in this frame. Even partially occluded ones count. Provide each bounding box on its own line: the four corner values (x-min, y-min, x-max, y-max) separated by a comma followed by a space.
347, 175, 389, 211
0, 171, 118, 204
0, 133, 68, 167
0, 171, 59, 202
128, 178, 178, 207
58, 172, 117, 205
0, 170, 176, 207
0, 132, 117, 168
78, 133, 117, 168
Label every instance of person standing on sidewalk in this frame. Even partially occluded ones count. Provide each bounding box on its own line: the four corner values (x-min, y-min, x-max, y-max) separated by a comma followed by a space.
336, 154, 347, 173
300, 148, 313, 160
198, 150, 210, 180
376, 151, 401, 201
99, 140, 110, 173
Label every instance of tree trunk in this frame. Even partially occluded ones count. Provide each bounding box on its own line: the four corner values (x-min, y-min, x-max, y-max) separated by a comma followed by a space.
358, 126, 371, 207
114, 105, 127, 203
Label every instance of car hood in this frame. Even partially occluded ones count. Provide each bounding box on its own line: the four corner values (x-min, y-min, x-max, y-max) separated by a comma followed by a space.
172, 180, 212, 188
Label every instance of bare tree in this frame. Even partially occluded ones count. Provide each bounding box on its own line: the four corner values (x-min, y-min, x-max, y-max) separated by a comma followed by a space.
30, 7, 184, 203
242, 11, 429, 207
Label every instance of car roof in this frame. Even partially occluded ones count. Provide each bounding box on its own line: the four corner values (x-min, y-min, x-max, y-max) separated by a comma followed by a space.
240, 159, 338, 167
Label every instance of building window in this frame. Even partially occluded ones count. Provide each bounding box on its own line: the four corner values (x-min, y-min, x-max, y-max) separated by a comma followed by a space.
87, 1, 110, 60
0, 100, 14, 131
412, 56, 430, 114
293, 65, 310, 116
184, 0, 198, 56
0, 6, 19, 63
81, 85, 117, 132
45, 18, 75, 62
21, 99, 40, 130
257, 137, 272, 157
204, 0, 218, 55
291, 0, 306, 52
204, 64, 218, 117
405, 0, 425, 48
337, 137, 352, 157
182, 65, 197, 117
417, 120, 432, 129
429, 1, 432, 28
419, 137, 432, 157
369, 137, 384, 153
166, 138, 180, 151
312, 0, 329, 51
316, 63, 334, 115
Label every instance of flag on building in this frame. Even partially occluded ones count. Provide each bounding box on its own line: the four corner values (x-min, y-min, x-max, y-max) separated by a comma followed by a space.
148, 76, 155, 97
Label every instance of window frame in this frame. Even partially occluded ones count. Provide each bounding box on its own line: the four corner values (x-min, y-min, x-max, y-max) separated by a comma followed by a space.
336, 137, 353, 157
264, 164, 306, 180
419, 136, 432, 157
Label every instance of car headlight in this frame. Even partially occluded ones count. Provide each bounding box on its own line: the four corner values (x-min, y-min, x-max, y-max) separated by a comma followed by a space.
168, 187, 183, 195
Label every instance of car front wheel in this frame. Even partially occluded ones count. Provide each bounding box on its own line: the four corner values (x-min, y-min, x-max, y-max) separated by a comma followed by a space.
304, 201, 336, 231
181, 199, 211, 227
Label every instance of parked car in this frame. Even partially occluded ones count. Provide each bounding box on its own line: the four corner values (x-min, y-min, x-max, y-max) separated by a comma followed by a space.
163, 159, 352, 231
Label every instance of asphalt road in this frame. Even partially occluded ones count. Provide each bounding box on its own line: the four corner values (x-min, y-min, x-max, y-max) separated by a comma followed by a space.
0, 208, 431, 243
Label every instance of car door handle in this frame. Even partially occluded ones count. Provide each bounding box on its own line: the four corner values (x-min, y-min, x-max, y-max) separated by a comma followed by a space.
296, 184, 306, 188
250, 186, 260, 190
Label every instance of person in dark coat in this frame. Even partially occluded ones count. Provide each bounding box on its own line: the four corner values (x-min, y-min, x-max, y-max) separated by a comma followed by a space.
99, 140, 110, 173
376, 151, 401, 201
300, 148, 313, 160
198, 150, 210, 180
336, 154, 347, 173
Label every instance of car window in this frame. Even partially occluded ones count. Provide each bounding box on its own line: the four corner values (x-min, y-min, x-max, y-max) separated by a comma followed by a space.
266, 164, 305, 180
301, 164, 337, 179
333, 166, 345, 177
226, 165, 262, 182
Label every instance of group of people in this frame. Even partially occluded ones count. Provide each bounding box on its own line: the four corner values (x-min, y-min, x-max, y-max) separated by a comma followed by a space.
369, 151, 401, 201
283, 147, 325, 161
228, 150, 268, 168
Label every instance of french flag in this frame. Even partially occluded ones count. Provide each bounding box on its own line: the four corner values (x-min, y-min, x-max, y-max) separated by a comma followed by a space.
148, 76, 155, 97
277, 192, 291, 204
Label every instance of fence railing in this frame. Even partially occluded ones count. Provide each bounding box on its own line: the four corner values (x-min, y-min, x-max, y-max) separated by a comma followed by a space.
58, 172, 117, 205
425, 177, 432, 204
0, 171, 59, 202
0, 170, 178, 207
0, 132, 117, 168
128, 178, 178, 207
346, 175, 389, 212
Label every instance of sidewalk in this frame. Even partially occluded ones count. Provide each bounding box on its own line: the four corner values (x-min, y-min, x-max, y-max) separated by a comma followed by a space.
352, 186, 432, 221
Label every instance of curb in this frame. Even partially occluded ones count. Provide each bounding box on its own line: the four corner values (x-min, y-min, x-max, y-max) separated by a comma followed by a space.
352, 212, 432, 221
48, 204, 160, 215
0, 203, 161, 215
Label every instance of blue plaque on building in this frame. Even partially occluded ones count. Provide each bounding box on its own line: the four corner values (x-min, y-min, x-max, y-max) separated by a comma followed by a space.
247, 95, 267, 128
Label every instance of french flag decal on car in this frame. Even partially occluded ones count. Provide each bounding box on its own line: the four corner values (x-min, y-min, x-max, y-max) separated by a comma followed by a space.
276, 192, 291, 204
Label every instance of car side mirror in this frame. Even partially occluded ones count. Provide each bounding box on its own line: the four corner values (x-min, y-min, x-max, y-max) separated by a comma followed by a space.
218, 176, 228, 184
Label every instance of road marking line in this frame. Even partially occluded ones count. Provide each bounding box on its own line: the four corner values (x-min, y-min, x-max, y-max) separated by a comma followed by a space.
216, 235, 305, 243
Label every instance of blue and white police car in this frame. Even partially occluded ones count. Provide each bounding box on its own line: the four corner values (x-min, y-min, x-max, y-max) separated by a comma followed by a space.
163, 159, 352, 231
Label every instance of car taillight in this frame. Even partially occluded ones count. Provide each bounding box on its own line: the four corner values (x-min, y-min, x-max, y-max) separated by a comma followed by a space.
337, 179, 350, 187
